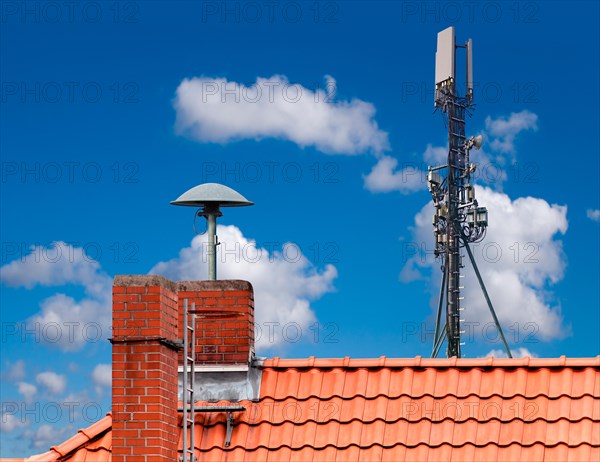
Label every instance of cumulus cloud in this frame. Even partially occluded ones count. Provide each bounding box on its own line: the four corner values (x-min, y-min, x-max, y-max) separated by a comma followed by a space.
0, 242, 112, 352
1, 242, 106, 295
0, 412, 27, 433
174, 75, 389, 155
402, 186, 569, 343
422, 144, 448, 166
25, 424, 72, 450
364, 139, 509, 193
151, 225, 337, 350
363, 155, 424, 193
363, 143, 447, 194
2, 359, 26, 382
485, 110, 538, 154
485, 347, 538, 358
586, 209, 600, 222
36, 371, 66, 395
91, 363, 112, 396
17, 382, 37, 403
365, 109, 539, 193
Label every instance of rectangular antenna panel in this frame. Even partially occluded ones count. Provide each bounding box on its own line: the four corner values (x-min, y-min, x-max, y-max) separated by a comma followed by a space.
466, 38, 473, 103
435, 26, 455, 87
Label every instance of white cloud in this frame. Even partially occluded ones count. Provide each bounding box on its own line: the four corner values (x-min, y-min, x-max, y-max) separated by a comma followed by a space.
25, 424, 72, 450
91, 363, 111, 396
586, 209, 600, 222
0, 412, 27, 433
17, 382, 37, 403
174, 75, 389, 155
422, 144, 448, 166
364, 140, 508, 194
485, 347, 538, 358
3, 359, 25, 382
151, 225, 337, 350
363, 155, 424, 193
0, 242, 112, 352
485, 110, 538, 154
36, 372, 66, 395
366, 110, 539, 195
0, 242, 106, 295
402, 186, 569, 343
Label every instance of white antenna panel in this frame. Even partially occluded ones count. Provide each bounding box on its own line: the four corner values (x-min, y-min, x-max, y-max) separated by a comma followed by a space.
466, 38, 473, 103
435, 26, 455, 87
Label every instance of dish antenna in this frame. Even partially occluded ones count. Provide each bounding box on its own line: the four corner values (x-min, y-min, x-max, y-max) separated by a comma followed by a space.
171, 183, 253, 280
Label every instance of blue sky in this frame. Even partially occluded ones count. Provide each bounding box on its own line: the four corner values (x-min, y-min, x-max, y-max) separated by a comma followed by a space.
1, 0, 599, 456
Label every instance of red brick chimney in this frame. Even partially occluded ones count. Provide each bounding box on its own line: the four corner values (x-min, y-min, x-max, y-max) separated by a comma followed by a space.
111, 276, 255, 460
178, 280, 254, 365
111, 275, 180, 462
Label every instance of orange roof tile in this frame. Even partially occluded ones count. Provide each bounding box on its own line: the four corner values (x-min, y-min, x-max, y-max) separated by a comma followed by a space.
16, 356, 600, 462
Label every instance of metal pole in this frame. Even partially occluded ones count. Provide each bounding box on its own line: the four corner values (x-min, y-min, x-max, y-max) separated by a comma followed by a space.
432, 324, 447, 358
432, 260, 446, 357
463, 240, 513, 358
206, 208, 217, 281
446, 98, 462, 358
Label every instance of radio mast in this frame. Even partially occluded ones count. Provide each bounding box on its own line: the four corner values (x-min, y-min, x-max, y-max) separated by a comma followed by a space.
429, 27, 512, 358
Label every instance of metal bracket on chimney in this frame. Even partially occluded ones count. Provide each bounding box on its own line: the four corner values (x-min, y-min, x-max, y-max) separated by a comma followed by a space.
225, 412, 235, 447
177, 405, 245, 448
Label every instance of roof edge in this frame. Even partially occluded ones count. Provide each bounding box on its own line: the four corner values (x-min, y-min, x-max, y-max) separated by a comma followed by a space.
263, 356, 600, 368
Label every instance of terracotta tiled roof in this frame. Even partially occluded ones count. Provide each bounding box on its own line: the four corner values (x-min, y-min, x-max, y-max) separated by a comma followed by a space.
18, 356, 600, 461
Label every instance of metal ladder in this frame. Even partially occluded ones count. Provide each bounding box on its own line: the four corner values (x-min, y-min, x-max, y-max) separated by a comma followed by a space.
181, 299, 196, 462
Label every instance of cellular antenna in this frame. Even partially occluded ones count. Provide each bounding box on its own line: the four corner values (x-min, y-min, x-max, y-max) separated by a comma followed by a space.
171, 183, 253, 280
430, 27, 512, 358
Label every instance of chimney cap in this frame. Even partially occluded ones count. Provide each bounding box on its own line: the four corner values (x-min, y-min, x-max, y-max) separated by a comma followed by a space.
170, 183, 254, 208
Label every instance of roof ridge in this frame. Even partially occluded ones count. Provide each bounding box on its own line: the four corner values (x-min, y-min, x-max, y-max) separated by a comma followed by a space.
263, 356, 600, 368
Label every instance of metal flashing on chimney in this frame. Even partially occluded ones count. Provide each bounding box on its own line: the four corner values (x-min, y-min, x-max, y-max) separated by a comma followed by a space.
177, 361, 263, 402
178, 364, 249, 373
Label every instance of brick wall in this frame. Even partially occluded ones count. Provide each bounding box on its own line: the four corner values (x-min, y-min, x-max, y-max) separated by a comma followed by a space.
179, 280, 254, 365
111, 275, 180, 462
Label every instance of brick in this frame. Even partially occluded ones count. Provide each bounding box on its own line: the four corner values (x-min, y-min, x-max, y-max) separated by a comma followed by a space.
114, 294, 141, 303
126, 286, 148, 294
225, 290, 252, 298
140, 294, 161, 302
